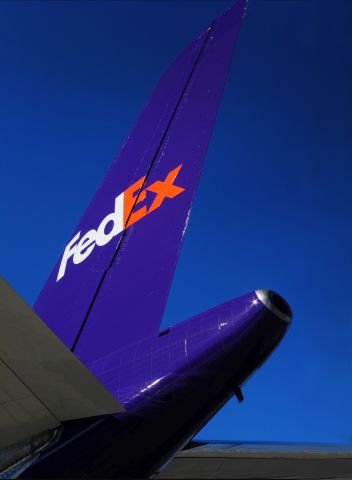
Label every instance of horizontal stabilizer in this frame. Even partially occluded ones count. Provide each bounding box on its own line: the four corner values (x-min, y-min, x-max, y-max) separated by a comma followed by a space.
159, 442, 352, 479
0, 358, 60, 450
0, 277, 123, 449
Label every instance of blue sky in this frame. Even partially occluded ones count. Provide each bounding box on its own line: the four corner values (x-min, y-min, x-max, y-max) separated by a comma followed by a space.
1, 0, 351, 444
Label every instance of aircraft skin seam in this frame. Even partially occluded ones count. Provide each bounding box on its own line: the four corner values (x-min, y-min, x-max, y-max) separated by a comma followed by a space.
70, 21, 215, 354
0, 394, 33, 407
0, 356, 61, 425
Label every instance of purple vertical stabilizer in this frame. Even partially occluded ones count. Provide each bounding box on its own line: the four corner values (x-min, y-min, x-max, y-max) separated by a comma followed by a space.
34, 1, 247, 363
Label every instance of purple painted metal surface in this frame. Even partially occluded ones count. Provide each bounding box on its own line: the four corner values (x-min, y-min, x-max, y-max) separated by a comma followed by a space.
87, 291, 263, 406
75, 1, 246, 363
33, 23, 210, 349
21, 292, 290, 478
34, 0, 247, 364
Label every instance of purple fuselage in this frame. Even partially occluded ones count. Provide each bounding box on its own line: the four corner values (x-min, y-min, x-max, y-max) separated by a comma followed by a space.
22, 291, 290, 478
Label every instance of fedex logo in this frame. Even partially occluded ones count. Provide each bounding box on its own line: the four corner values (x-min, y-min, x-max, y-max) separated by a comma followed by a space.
57, 164, 185, 282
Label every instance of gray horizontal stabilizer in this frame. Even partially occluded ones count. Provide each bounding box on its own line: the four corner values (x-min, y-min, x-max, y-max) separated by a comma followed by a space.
0, 277, 124, 450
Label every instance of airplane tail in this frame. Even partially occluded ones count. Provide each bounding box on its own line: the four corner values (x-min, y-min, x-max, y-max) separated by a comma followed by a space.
34, 1, 248, 365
